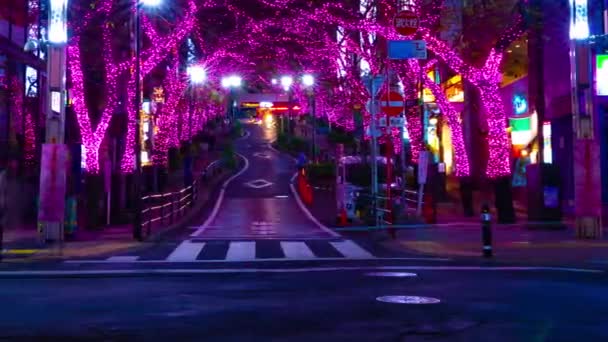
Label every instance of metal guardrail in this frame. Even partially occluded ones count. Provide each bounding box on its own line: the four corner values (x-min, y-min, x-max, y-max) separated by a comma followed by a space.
140, 160, 223, 238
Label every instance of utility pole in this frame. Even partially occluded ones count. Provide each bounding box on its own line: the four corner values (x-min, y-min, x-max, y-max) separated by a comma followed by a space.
369, 77, 380, 228
569, 0, 603, 238
37, 0, 69, 243
133, 0, 143, 241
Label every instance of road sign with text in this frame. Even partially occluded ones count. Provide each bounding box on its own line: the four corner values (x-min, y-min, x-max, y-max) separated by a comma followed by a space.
388, 40, 427, 60
393, 10, 419, 36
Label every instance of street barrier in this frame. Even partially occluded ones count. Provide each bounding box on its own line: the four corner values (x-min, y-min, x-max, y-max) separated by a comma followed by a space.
140, 160, 222, 239
481, 203, 493, 258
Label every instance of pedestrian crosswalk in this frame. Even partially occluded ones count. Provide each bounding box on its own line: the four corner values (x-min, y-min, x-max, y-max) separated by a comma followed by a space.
98, 239, 375, 263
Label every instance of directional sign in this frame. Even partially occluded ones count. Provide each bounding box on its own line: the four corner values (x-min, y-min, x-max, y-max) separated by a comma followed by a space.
405, 99, 420, 107
364, 75, 385, 96
388, 40, 427, 60
389, 117, 405, 128
377, 117, 388, 128
366, 126, 382, 137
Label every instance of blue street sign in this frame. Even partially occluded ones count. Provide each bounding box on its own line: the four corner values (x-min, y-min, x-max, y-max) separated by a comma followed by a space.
388, 40, 427, 59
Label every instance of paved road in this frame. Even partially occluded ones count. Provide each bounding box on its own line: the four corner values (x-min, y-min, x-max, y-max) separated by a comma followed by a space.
1, 122, 607, 340
66, 121, 386, 264
0, 267, 606, 341
192, 122, 335, 240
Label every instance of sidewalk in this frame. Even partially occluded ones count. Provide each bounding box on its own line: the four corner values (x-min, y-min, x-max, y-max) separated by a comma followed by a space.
1, 131, 233, 262
380, 224, 608, 267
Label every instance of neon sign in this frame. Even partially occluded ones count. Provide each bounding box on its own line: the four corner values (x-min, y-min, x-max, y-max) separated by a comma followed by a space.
513, 95, 528, 115
49, 0, 68, 43
569, 0, 589, 40
596, 55, 608, 96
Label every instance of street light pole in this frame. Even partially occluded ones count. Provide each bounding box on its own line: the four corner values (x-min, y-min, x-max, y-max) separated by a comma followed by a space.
133, 0, 143, 241
311, 93, 317, 161
37, 0, 69, 243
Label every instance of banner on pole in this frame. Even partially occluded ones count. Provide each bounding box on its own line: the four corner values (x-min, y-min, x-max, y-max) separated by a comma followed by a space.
38, 144, 68, 222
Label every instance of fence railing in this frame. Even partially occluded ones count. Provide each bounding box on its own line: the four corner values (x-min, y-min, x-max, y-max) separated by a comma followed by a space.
140, 160, 223, 239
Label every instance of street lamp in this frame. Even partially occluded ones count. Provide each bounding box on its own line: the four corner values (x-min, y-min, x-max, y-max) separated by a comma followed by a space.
187, 65, 207, 85
36, 0, 70, 244
141, 0, 162, 6
187, 65, 206, 138
133, 0, 161, 241
302, 74, 314, 87
302, 74, 316, 161
280, 76, 293, 91
280, 76, 294, 134
221, 75, 241, 121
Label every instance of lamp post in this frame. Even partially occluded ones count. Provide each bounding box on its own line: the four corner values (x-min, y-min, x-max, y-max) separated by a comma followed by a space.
187, 65, 207, 139
568, 0, 603, 237
281, 76, 294, 134
133, 0, 161, 241
302, 74, 316, 161
36, 0, 69, 243
221, 75, 242, 122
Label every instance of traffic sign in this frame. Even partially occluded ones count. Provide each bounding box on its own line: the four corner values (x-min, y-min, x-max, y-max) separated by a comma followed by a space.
388, 40, 427, 60
377, 117, 387, 128
366, 126, 382, 137
394, 10, 419, 36
389, 117, 405, 128
378, 90, 404, 117
405, 99, 419, 107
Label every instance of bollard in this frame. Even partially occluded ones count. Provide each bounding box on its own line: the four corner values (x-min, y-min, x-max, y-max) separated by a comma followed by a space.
481, 203, 493, 258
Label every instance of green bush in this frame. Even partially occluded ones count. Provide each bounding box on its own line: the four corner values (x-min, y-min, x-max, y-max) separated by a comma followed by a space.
288, 136, 309, 154
306, 162, 335, 181
230, 120, 243, 138
328, 129, 355, 147
276, 133, 289, 148
221, 143, 237, 169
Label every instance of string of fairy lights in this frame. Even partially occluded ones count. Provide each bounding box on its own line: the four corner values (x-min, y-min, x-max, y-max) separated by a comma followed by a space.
38, 0, 525, 178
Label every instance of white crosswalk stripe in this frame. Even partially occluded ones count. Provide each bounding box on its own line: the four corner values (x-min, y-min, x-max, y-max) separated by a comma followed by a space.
330, 240, 374, 259
97, 240, 374, 263
280, 241, 315, 259
225, 241, 256, 261
166, 241, 206, 262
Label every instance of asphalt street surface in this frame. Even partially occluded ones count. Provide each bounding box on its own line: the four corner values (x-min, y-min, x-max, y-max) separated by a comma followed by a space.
0, 121, 606, 341
1, 268, 606, 341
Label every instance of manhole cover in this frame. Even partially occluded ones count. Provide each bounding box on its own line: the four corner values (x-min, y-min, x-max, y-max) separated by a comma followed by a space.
376, 296, 440, 304
366, 272, 417, 278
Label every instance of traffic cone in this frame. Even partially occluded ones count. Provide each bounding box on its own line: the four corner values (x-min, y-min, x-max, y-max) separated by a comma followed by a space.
338, 207, 348, 227
423, 193, 436, 224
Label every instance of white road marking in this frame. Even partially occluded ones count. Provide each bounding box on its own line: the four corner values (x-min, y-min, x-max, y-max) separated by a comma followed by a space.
105, 256, 139, 262
281, 241, 315, 259
166, 241, 205, 262
225, 241, 256, 261
191, 151, 250, 237
243, 179, 273, 189
4, 265, 604, 277
66, 256, 452, 264
331, 240, 374, 259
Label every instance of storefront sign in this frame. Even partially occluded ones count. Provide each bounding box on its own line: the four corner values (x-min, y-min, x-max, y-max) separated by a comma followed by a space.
596, 54, 608, 96
513, 94, 528, 115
